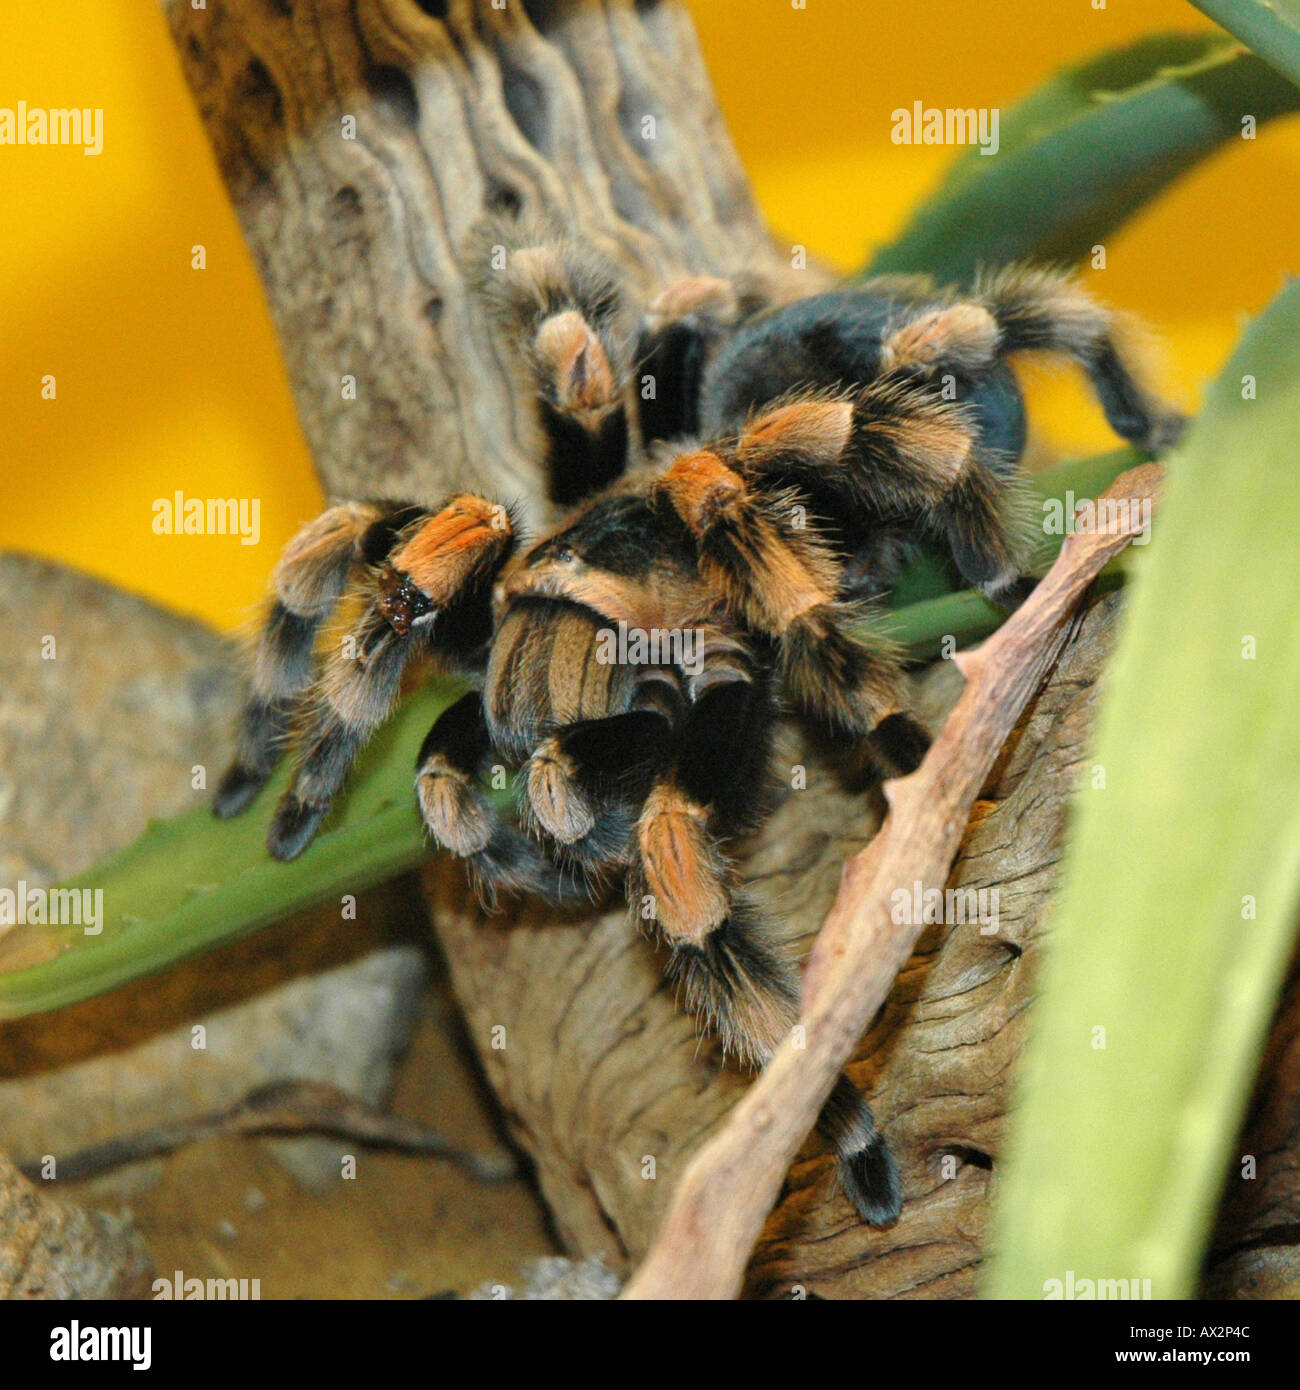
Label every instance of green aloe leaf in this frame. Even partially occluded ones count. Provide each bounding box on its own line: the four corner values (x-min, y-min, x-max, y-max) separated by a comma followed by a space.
0, 680, 459, 1019
0, 448, 1148, 1020
865, 33, 1300, 283
986, 278, 1300, 1299
1191, 0, 1300, 90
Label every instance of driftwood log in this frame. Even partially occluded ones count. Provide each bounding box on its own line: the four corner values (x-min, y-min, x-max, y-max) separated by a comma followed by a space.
162, 0, 1299, 1296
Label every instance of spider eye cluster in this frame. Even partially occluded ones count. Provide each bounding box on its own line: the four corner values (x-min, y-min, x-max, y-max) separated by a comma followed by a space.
524, 538, 586, 575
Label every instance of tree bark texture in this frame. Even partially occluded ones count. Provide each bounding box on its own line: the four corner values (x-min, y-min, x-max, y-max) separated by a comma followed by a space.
167, 0, 804, 512
163, 0, 1300, 1297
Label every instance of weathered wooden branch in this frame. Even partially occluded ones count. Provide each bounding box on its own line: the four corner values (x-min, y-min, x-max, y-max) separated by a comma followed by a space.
163, 0, 803, 509
624, 465, 1162, 1299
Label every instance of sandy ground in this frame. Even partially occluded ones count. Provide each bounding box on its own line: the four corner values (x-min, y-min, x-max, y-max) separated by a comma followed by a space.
73, 968, 559, 1300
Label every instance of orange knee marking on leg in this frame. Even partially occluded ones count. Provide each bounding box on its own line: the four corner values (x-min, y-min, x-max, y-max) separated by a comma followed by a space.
534, 310, 617, 414
390, 496, 511, 604
660, 451, 746, 535
645, 275, 738, 329
880, 304, 999, 371
639, 785, 728, 942
738, 399, 854, 464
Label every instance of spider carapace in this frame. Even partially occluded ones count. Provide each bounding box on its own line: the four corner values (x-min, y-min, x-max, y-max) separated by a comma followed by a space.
214, 219, 1182, 1226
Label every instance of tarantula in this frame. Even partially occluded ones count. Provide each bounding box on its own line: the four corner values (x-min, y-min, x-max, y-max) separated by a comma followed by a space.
213, 219, 1182, 1226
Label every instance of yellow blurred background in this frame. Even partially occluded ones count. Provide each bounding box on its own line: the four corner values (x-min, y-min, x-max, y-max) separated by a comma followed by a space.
1, 1, 1296, 630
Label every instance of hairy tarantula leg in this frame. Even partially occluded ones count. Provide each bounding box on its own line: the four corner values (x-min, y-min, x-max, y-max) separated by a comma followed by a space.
522, 711, 665, 844
213, 500, 421, 819
635, 273, 771, 444
655, 448, 929, 765
659, 893, 898, 1227
267, 599, 420, 861
634, 677, 901, 1225
470, 216, 632, 505
634, 683, 791, 1065
733, 389, 1031, 601
783, 604, 931, 773
734, 386, 970, 513
521, 672, 683, 854
877, 300, 1002, 377
974, 264, 1186, 452
414, 691, 583, 907
267, 496, 515, 861
376, 493, 516, 635
940, 458, 1036, 605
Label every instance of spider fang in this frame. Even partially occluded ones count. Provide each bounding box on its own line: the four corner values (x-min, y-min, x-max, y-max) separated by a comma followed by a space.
376, 567, 434, 635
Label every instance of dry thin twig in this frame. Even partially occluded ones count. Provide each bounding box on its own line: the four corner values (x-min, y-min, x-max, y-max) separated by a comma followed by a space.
21, 1080, 518, 1185
624, 462, 1165, 1300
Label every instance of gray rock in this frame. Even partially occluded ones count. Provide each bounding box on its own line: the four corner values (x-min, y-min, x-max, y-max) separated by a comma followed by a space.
470, 1255, 622, 1301
0, 1150, 150, 1299
0, 554, 429, 1193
